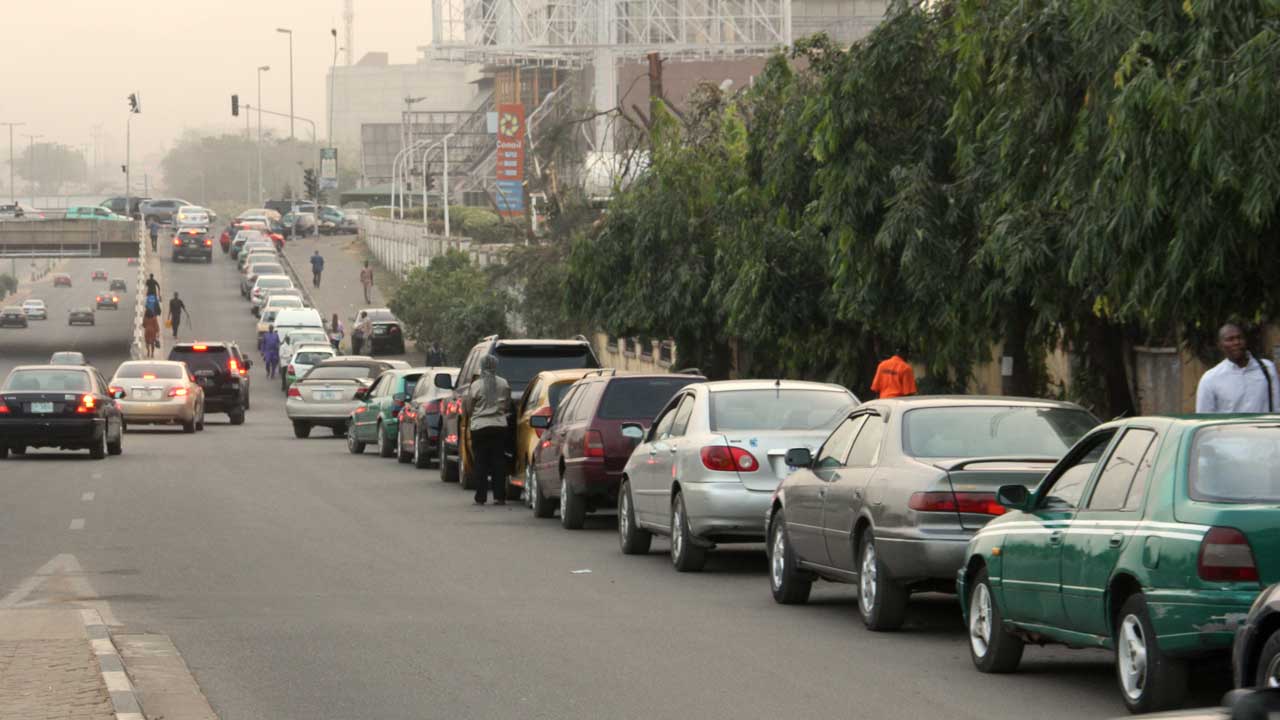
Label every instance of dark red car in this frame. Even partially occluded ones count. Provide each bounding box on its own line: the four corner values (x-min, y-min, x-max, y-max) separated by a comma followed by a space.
90, 269, 107, 281
530, 370, 704, 528
52, 274, 72, 287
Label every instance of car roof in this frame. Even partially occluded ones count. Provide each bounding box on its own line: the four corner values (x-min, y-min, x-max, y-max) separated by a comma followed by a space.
314, 359, 390, 369
292, 343, 335, 352
486, 338, 591, 348
10, 364, 91, 373
23, 298, 45, 304
701, 379, 851, 393
867, 395, 1089, 411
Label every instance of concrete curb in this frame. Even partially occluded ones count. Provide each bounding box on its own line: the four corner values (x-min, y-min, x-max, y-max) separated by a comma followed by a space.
80, 608, 145, 720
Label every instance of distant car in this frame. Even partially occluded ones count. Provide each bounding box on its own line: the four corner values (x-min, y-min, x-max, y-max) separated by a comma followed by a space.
67, 307, 95, 326
65, 205, 127, 221
174, 206, 212, 226
395, 367, 459, 469
91, 269, 108, 281
109, 279, 127, 292
21, 299, 47, 320
344, 367, 429, 452
101, 196, 148, 219
350, 308, 405, 356
0, 203, 25, 219
140, 198, 191, 225
126, 257, 139, 266
250, 275, 294, 308
279, 328, 332, 379
95, 293, 120, 310
49, 351, 88, 365
53, 273, 72, 287
256, 298, 306, 339
109, 360, 205, 433
0, 365, 125, 459
241, 261, 286, 298
318, 207, 358, 235
254, 288, 305, 318
287, 358, 399, 437
171, 226, 214, 263
167, 342, 250, 424
281, 343, 336, 393
1, 306, 29, 328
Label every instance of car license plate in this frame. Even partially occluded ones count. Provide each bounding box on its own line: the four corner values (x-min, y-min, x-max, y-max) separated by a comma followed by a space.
314, 390, 340, 400
30, 402, 53, 413
138, 389, 162, 401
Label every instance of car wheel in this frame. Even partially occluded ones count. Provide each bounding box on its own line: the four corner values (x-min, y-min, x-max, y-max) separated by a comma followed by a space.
90, 430, 107, 459
413, 429, 430, 469
0, 446, 7, 459
182, 417, 196, 433
196, 407, 205, 431
460, 449, 475, 490
768, 510, 811, 604
968, 567, 1023, 672
670, 493, 707, 572
441, 454, 459, 483
293, 421, 311, 439
560, 475, 586, 529
396, 427, 412, 464
858, 531, 908, 631
618, 481, 652, 555
1254, 630, 1280, 688
229, 410, 245, 425
107, 424, 123, 455
377, 422, 395, 458
530, 466, 555, 518
347, 422, 367, 454
1116, 594, 1187, 713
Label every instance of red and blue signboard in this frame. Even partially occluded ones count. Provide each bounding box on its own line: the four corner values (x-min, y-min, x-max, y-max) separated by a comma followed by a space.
495, 103, 525, 218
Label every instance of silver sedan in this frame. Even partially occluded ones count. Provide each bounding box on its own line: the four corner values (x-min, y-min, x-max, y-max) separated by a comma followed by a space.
285, 359, 396, 436
109, 360, 206, 433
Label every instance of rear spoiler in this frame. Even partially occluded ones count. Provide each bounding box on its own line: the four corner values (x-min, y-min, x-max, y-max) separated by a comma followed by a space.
933, 456, 1059, 472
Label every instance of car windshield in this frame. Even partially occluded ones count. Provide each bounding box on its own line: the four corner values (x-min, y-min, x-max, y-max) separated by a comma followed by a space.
70, 307, 92, 313
902, 406, 1098, 459
24, 301, 44, 307
287, 333, 328, 346
116, 363, 184, 379
2, 369, 91, 392
1189, 424, 1280, 503
250, 264, 283, 274
268, 297, 303, 308
366, 310, 396, 322
169, 346, 229, 372
493, 346, 597, 394
305, 365, 378, 381
294, 351, 334, 365
258, 278, 292, 289
709, 388, 855, 431
598, 377, 701, 420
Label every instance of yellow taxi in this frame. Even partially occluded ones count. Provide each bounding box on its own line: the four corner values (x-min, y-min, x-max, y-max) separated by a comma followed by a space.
511, 368, 599, 501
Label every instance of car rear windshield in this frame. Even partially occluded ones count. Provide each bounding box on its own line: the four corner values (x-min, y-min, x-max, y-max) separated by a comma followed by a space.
287, 333, 328, 346
902, 406, 1098, 459
306, 365, 378, 381
250, 264, 283, 274
237, 231, 264, 241
709, 388, 854, 432
597, 377, 701, 420
116, 364, 184, 379
2, 369, 91, 392
70, 307, 92, 314
294, 351, 333, 365
548, 382, 574, 410
494, 346, 597, 393
257, 277, 292, 289
269, 297, 303, 308
366, 310, 396, 322
169, 346, 230, 372
1190, 424, 1280, 503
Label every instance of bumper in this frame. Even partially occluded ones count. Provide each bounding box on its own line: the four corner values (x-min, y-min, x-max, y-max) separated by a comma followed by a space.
1, 320, 29, 327
24, 312, 47, 320
174, 248, 212, 261
202, 393, 243, 413
874, 532, 972, 584
1145, 588, 1256, 657
0, 417, 102, 447
680, 482, 773, 542
118, 400, 194, 424
95, 303, 118, 310
286, 399, 361, 422
565, 461, 621, 498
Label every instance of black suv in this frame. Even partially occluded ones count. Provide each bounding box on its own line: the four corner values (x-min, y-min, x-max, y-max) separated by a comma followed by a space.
168, 342, 252, 424
440, 335, 600, 489
350, 308, 405, 356
172, 227, 213, 263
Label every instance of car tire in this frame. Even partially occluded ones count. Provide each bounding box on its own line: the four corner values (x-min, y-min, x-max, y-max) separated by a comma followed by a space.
768, 510, 812, 604
441, 454, 459, 483
413, 429, 431, 469
90, 430, 107, 459
347, 422, 367, 454
618, 481, 652, 555
670, 493, 707, 572
1253, 630, 1280, 689
460, 449, 475, 490
560, 475, 586, 529
377, 422, 395, 458
229, 410, 245, 426
293, 421, 311, 439
396, 428, 412, 464
182, 417, 196, 434
107, 424, 123, 455
857, 531, 908, 631
530, 467, 555, 518
1116, 594, 1188, 714
0, 446, 7, 459
196, 407, 205, 431
968, 568, 1023, 673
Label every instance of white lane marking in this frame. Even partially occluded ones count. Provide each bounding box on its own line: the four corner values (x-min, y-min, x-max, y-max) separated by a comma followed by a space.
91, 638, 115, 656
81, 492, 95, 502
90, 472, 103, 480
0, 554, 68, 608
69, 518, 85, 530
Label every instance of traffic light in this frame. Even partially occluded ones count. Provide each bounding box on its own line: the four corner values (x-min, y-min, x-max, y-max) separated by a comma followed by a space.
127, 93, 140, 113
303, 168, 320, 201
231, 94, 239, 117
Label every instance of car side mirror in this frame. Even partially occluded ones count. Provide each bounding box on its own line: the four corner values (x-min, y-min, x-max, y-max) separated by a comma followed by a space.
621, 423, 644, 442
530, 414, 551, 430
434, 374, 453, 390
996, 484, 1030, 511
111, 390, 126, 399
784, 447, 813, 468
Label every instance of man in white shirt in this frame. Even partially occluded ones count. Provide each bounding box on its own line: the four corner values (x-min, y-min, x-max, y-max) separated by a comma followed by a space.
1196, 323, 1280, 413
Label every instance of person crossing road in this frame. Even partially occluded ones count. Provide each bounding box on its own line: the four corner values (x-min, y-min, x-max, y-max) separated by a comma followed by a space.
167, 292, 187, 338
310, 250, 324, 288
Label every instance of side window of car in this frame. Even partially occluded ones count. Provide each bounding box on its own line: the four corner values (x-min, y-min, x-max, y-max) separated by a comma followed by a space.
815, 415, 865, 469
573, 382, 603, 423
846, 414, 885, 467
522, 379, 542, 416
366, 376, 384, 398
669, 394, 698, 437
650, 396, 682, 441
1040, 430, 1116, 510
1086, 428, 1157, 511
554, 386, 581, 427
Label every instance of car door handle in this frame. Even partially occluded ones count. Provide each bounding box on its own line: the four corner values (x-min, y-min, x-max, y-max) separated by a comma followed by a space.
1048, 530, 1064, 545
648, 447, 657, 456
668, 446, 678, 454
1108, 533, 1124, 548
818, 487, 827, 497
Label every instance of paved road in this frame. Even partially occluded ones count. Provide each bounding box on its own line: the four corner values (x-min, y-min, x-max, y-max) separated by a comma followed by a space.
0, 245, 1231, 719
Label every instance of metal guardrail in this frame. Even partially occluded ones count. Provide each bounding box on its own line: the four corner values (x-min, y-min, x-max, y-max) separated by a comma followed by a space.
358, 215, 506, 276
130, 225, 147, 359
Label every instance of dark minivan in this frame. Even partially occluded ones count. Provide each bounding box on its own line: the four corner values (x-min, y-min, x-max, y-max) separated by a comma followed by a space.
530, 370, 705, 527
168, 342, 251, 424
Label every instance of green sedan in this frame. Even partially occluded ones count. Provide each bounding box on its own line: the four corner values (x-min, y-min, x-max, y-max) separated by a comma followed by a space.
346, 368, 426, 459
959, 416, 1280, 713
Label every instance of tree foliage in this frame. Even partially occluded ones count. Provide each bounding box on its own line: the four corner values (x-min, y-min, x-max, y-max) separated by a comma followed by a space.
15, 143, 86, 195
388, 250, 509, 365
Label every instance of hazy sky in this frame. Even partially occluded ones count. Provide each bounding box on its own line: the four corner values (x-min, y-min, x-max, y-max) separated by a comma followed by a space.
1, 0, 430, 176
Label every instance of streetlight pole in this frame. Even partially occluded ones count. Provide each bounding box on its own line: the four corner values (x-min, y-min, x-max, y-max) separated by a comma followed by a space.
23, 134, 41, 207
257, 65, 271, 203
276, 28, 294, 141
329, 29, 339, 148
0, 122, 23, 203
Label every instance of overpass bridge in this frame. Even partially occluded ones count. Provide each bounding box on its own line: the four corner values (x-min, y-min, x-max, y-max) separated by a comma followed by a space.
0, 219, 142, 258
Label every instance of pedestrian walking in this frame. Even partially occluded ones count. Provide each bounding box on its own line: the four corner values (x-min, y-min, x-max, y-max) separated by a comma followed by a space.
328, 313, 345, 353
360, 261, 374, 303
1196, 323, 1280, 413
167, 292, 186, 338
148, 221, 159, 252
310, 250, 324, 288
425, 341, 446, 367
142, 306, 160, 359
261, 325, 281, 379
144, 273, 160, 299
464, 354, 513, 506
871, 347, 918, 399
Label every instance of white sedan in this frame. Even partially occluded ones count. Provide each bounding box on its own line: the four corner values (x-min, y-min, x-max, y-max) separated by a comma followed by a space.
21, 299, 47, 320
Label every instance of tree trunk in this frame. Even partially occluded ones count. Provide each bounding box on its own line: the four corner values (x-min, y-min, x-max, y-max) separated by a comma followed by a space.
1003, 302, 1035, 396
1083, 315, 1136, 419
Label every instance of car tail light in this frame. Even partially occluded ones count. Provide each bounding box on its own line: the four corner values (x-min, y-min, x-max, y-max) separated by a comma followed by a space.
108, 385, 124, 397
530, 406, 552, 438
423, 399, 441, 415
908, 491, 1006, 516
287, 386, 301, 398
270, 233, 283, 242
167, 387, 188, 397
204, 239, 213, 247
1198, 527, 1259, 583
585, 429, 606, 458
229, 358, 246, 377
112, 296, 119, 303
286, 364, 295, 376
700, 445, 759, 472
389, 325, 401, 334
0, 399, 9, 414
446, 433, 458, 444
75, 394, 97, 414
142, 373, 156, 380
173, 237, 182, 246
354, 407, 367, 414
193, 344, 208, 351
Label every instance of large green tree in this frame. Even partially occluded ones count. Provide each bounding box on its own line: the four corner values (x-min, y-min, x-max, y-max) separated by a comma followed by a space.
15, 143, 86, 195
388, 250, 508, 365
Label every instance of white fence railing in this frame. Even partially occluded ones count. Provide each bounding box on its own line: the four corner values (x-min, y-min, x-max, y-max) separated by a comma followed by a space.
358, 216, 508, 277
130, 226, 148, 359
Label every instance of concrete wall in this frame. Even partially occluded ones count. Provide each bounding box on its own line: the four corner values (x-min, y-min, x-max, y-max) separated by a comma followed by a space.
0, 219, 140, 258
593, 333, 678, 373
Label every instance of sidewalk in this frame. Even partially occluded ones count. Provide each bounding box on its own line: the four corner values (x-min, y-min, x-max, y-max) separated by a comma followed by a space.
280, 234, 416, 358
0, 609, 115, 720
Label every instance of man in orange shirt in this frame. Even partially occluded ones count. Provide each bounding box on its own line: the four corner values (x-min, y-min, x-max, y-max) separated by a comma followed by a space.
871, 349, 918, 399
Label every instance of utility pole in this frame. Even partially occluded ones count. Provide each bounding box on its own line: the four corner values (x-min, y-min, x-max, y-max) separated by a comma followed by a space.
276, 28, 295, 140
329, 28, 339, 148
0, 122, 23, 203
23, 134, 41, 207
257, 65, 271, 203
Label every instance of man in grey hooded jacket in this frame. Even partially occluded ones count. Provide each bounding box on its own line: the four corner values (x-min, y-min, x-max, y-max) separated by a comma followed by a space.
465, 354, 514, 505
